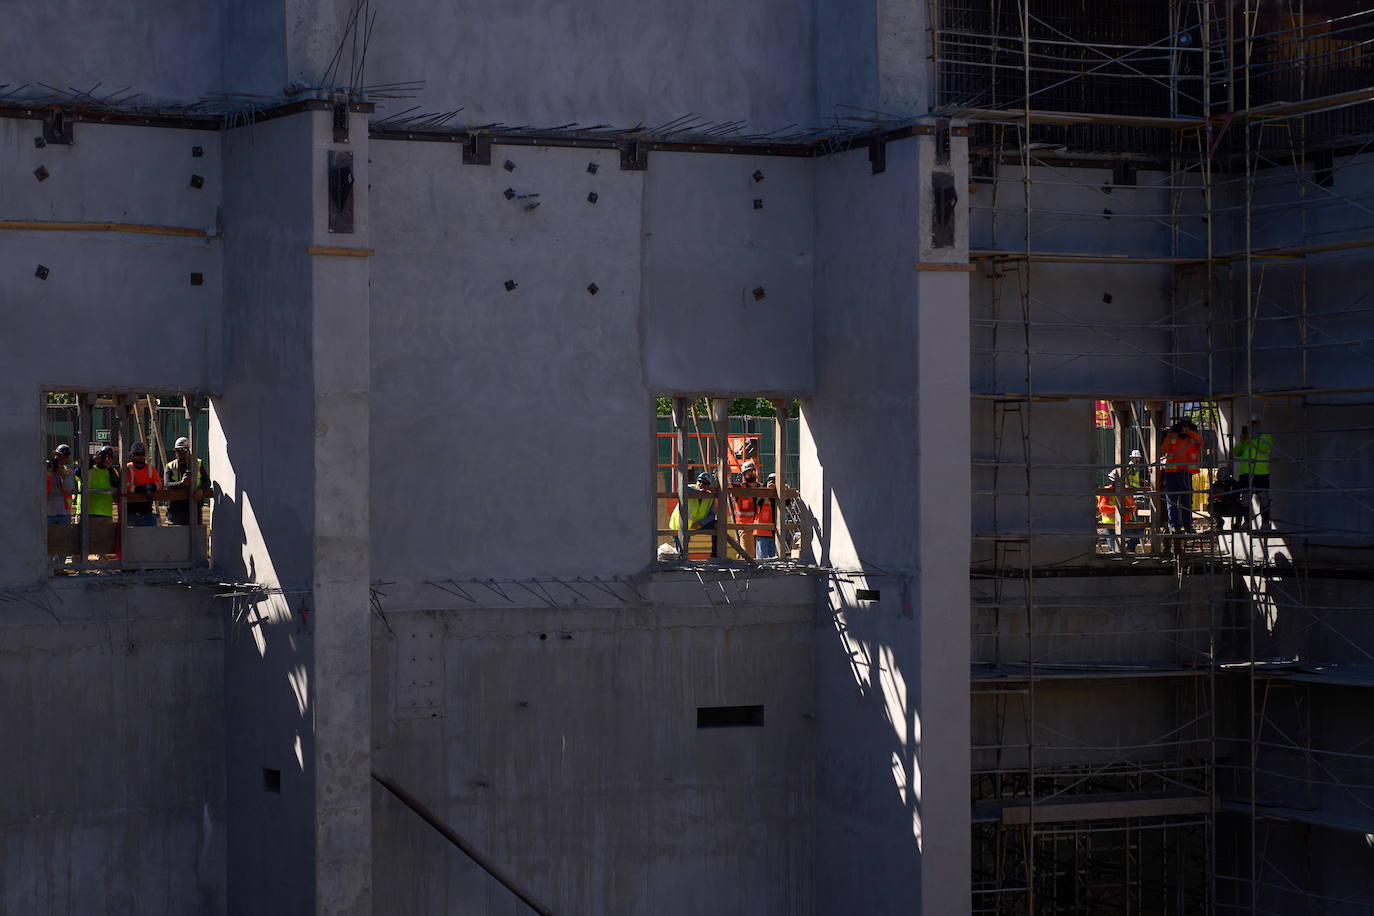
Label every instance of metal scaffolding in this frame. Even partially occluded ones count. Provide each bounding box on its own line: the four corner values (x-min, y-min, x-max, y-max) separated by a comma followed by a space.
940, 0, 1374, 911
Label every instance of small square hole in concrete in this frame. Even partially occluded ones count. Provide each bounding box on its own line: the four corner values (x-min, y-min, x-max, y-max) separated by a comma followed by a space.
697, 705, 765, 728
263, 768, 282, 793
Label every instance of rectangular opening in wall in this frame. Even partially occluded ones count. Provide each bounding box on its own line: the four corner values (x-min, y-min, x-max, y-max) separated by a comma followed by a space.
697, 705, 765, 729
1091, 398, 1227, 558
855, 588, 881, 601
44, 391, 213, 574
262, 768, 282, 793
653, 397, 805, 564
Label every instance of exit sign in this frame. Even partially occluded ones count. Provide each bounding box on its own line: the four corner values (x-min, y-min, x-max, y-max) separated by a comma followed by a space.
95, 429, 112, 441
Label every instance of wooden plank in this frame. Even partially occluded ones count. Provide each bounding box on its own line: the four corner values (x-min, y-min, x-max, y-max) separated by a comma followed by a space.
0, 219, 212, 239
711, 398, 730, 560
949, 107, 1205, 129
772, 399, 789, 559
673, 398, 689, 557
914, 262, 976, 272
308, 245, 376, 257
999, 793, 1214, 825
77, 395, 92, 568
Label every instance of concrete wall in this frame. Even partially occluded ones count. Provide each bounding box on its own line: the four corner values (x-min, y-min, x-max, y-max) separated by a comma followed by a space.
212, 110, 320, 916
370, 575, 816, 915
0, 0, 224, 104
357, 0, 816, 132
641, 152, 814, 396
0, 116, 229, 911
0, 585, 226, 915
0, 118, 222, 584
804, 134, 971, 914
366, 140, 649, 583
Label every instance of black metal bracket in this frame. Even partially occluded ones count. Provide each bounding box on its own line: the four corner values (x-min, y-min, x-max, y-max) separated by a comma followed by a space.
328, 150, 354, 233
462, 132, 491, 165
43, 108, 73, 146
868, 137, 886, 175
935, 118, 951, 166
333, 101, 350, 143
620, 139, 648, 171
932, 172, 958, 249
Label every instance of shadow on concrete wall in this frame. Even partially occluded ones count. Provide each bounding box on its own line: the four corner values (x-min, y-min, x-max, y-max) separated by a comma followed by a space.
808, 456, 925, 913
210, 408, 317, 915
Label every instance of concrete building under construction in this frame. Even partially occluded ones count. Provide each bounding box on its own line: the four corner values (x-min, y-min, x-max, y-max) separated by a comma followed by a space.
4, 1, 1374, 913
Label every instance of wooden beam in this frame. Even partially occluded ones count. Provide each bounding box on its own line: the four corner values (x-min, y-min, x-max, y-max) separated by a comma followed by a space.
308, 245, 375, 257
914, 262, 976, 272
999, 793, 1214, 825
772, 399, 789, 559
0, 219, 213, 239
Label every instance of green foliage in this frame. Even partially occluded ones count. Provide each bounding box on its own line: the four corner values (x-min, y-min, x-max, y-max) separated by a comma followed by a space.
654, 397, 797, 418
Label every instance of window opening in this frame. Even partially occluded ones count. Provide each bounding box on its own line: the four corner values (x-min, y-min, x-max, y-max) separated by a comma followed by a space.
1091, 399, 1226, 557
45, 391, 212, 574
653, 397, 803, 564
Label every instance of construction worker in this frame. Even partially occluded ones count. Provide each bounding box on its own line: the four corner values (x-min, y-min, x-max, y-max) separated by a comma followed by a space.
733, 461, 779, 560
754, 472, 779, 559
164, 436, 207, 526
1208, 467, 1245, 529
124, 442, 162, 527
668, 472, 717, 557
45, 444, 77, 525
1234, 417, 1273, 528
1159, 420, 1203, 533
86, 446, 120, 521
1096, 468, 1136, 553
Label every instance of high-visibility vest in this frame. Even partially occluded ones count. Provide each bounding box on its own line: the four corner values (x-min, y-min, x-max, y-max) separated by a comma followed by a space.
669, 497, 713, 531
1098, 493, 1134, 525
86, 465, 116, 517
125, 461, 162, 510
1125, 464, 1145, 489
46, 470, 74, 511
753, 498, 776, 537
1162, 431, 1203, 473
1235, 434, 1272, 476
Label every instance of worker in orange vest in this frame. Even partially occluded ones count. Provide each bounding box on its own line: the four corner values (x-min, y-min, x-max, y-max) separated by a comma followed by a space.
1096, 470, 1136, 554
732, 461, 779, 559
754, 472, 779, 559
124, 442, 163, 527
1159, 420, 1203, 533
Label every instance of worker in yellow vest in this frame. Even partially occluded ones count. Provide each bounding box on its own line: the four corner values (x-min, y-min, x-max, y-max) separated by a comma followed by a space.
668, 472, 717, 556
86, 446, 119, 520
1234, 416, 1274, 528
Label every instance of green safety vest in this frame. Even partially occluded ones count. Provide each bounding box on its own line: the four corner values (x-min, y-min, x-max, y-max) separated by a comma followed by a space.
86, 466, 116, 517
1125, 465, 1145, 488
669, 497, 712, 531
1234, 434, 1272, 476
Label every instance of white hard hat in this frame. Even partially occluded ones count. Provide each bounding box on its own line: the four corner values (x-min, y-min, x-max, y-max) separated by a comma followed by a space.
1129, 449, 1143, 458
174, 437, 190, 449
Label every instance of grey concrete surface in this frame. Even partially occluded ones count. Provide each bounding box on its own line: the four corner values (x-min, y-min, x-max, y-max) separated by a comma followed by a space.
214, 110, 319, 916
358, 0, 816, 133
804, 134, 971, 914
309, 107, 373, 916
0, 0, 223, 104
370, 574, 816, 915
642, 153, 815, 396
0, 585, 226, 915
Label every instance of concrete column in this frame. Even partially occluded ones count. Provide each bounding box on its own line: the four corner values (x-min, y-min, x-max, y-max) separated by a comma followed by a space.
806, 128, 970, 915
914, 266, 971, 915
309, 106, 372, 916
